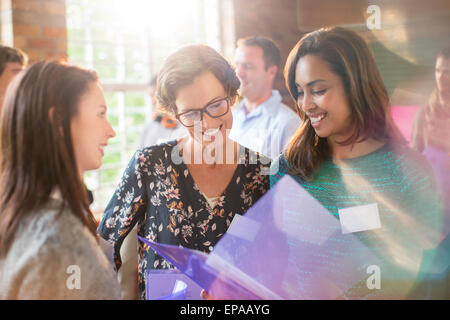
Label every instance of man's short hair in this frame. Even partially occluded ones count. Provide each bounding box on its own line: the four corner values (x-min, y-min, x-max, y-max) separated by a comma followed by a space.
0, 46, 28, 75
237, 36, 281, 70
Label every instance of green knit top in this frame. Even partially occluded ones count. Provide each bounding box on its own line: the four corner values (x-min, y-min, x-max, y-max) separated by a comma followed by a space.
270, 142, 445, 298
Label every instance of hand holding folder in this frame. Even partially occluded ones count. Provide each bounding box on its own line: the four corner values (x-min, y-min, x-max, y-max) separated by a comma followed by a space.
139, 176, 398, 300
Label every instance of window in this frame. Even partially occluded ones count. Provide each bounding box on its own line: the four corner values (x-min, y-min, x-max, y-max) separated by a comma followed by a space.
66, 0, 229, 213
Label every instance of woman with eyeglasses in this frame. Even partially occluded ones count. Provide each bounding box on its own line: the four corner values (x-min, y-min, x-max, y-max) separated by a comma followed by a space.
270, 27, 445, 299
98, 44, 271, 299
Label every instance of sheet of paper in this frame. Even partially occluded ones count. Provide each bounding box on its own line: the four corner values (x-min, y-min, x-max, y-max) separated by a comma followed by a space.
338, 203, 382, 234
209, 176, 383, 299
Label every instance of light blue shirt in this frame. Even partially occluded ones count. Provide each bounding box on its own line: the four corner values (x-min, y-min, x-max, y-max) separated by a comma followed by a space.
229, 90, 301, 159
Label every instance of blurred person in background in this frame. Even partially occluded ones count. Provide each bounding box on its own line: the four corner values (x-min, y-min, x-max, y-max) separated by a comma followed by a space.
230, 36, 300, 159
0, 45, 27, 111
412, 47, 450, 153
409, 48, 450, 298
412, 46, 450, 237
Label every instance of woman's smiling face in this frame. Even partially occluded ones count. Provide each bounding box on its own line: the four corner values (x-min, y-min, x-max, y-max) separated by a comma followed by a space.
70, 82, 116, 176
175, 71, 233, 145
295, 54, 354, 143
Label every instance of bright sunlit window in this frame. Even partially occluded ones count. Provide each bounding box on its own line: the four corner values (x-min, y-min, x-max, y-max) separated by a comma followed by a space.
66, 0, 228, 212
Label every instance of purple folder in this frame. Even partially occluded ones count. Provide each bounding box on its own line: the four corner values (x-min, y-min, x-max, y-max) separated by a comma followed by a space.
138, 238, 265, 299
139, 175, 388, 299
146, 269, 203, 300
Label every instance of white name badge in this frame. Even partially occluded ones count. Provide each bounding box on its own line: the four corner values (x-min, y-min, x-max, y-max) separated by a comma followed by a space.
338, 203, 381, 234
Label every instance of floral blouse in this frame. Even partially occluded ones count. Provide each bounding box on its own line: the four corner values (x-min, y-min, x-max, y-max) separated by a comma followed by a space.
97, 140, 271, 299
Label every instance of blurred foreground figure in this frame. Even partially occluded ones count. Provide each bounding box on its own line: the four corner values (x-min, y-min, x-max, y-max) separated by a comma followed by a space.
230, 36, 300, 159
0, 61, 120, 299
412, 47, 450, 153
412, 47, 450, 235
408, 48, 450, 299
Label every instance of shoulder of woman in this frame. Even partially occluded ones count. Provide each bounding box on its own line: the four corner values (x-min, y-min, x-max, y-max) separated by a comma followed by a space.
24, 204, 108, 267
130, 140, 179, 172
135, 140, 177, 161
3, 204, 121, 299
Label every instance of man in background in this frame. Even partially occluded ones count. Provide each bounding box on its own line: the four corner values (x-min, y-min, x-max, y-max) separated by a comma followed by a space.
0, 46, 28, 110
230, 36, 300, 159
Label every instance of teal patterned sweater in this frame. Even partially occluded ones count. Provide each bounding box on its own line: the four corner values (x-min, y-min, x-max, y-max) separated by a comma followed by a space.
270, 142, 445, 298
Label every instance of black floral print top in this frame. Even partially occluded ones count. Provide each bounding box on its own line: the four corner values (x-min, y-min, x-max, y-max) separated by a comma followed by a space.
97, 140, 270, 299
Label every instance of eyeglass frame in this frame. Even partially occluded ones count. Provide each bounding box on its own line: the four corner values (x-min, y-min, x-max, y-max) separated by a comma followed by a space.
175, 96, 231, 127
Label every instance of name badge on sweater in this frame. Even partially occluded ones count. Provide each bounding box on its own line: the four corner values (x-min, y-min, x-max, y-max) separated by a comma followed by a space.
338, 203, 381, 234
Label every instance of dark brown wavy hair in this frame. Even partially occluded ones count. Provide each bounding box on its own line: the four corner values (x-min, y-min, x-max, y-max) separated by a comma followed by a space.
0, 61, 99, 256
284, 27, 405, 179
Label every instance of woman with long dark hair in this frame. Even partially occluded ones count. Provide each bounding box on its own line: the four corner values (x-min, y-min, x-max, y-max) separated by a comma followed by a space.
0, 61, 120, 299
271, 27, 445, 299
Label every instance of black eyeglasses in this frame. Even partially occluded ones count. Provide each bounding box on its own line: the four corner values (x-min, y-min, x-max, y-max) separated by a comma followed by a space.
175, 97, 230, 127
